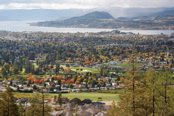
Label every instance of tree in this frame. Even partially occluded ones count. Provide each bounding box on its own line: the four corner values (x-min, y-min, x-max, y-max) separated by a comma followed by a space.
57, 93, 62, 106
112, 69, 174, 116
55, 64, 60, 74
1, 63, 11, 79
155, 70, 174, 115
25, 94, 51, 116
116, 71, 139, 116
0, 87, 19, 116
107, 101, 117, 116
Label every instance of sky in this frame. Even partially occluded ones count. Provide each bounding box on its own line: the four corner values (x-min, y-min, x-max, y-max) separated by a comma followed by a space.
0, 0, 174, 10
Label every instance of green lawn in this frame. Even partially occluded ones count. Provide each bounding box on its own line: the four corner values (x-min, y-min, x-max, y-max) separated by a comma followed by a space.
14, 92, 119, 102
71, 67, 100, 74
62, 93, 119, 101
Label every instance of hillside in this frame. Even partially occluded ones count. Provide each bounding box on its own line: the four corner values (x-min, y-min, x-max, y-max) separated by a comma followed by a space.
153, 8, 174, 17
32, 11, 115, 28
32, 10, 174, 29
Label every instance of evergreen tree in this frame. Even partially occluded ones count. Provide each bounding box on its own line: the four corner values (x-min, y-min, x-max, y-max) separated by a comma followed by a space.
25, 94, 51, 116
0, 87, 19, 116
155, 70, 174, 115
112, 69, 174, 116
107, 101, 117, 116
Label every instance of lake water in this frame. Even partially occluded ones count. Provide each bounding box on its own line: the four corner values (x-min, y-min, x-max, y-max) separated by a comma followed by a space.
0, 21, 174, 35
0, 21, 113, 33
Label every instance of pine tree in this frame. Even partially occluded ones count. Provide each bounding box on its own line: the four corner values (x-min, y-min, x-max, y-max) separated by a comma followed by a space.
155, 70, 174, 115
107, 101, 117, 116
118, 72, 144, 116
0, 87, 19, 116
25, 94, 51, 116
111, 69, 174, 116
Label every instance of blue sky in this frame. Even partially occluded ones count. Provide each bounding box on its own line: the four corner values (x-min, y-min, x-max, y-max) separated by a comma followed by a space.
0, 0, 174, 9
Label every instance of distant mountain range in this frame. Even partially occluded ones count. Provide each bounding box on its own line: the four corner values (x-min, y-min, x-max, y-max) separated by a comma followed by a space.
153, 8, 174, 17
32, 9, 174, 29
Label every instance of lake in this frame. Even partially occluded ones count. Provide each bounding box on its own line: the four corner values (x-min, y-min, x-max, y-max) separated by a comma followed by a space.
0, 21, 113, 33
0, 21, 174, 35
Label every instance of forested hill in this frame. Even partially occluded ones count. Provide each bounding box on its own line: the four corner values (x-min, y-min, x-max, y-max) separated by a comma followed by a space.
32, 9, 174, 29
32, 11, 115, 28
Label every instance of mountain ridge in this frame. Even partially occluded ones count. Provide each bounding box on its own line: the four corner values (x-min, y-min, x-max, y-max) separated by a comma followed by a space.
32, 11, 115, 28
32, 9, 174, 29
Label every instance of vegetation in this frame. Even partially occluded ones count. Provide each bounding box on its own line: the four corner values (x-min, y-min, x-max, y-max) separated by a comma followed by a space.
0, 87, 19, 116
0, 31, 174, 115
0, 88, 52, 116
26, 94, 52, 116
109, 69, 174, 116
14, 92, 120, 102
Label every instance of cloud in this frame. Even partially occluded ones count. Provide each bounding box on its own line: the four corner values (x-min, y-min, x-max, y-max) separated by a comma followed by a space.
0, 3, 96, 9
0, 0, 173, 9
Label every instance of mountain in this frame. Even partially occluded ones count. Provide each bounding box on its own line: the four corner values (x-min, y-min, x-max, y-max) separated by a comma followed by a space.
153, 8, 174, 17
76, 11, 114, 19
105, 7, 166, 18
33, 11, 115, 28
33, 9, 174, 29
